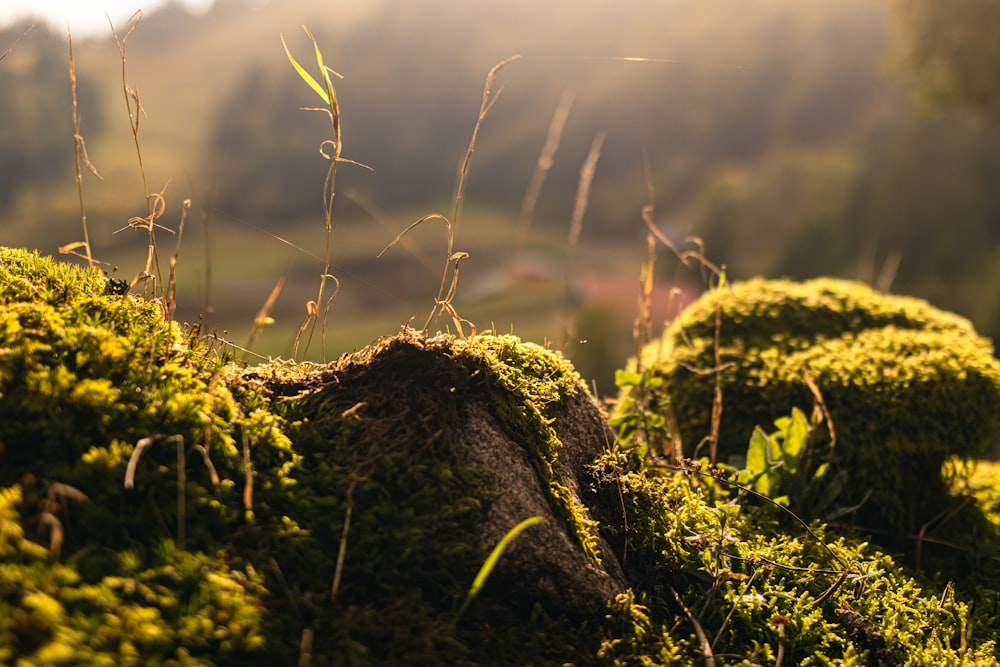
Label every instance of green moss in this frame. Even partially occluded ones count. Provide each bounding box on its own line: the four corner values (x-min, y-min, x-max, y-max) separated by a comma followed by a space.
615, 277, 1000, 533
3, 249, 999, 664
0, 484, 266, 666
0, 248, 608, 663
588, 456, 998, 666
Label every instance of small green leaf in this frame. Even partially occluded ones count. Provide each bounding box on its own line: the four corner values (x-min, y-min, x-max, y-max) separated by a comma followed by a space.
781, 407, 809, 473
746, 426, 769, 476
746, 427, 774, 496
767, 432, 783, 466
305, 25, 340, 108
615, 369, 643, 387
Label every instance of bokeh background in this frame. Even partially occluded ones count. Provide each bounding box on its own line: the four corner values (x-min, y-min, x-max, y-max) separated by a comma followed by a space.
2, 0, 999, 395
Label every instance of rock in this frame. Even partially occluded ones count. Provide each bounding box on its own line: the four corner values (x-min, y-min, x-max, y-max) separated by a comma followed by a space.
286, 331, 627, 617
461, 394, 626, 615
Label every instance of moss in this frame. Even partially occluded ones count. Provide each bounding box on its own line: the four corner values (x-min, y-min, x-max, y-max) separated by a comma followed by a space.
0, 248, 608, 664
3, 249, 999, 664
588, 457, 998, 666
615, 277, 1000, 534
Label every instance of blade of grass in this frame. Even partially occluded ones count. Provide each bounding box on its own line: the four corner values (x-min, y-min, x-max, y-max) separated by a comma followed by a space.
452, 515, 543, 624
281, 29, 342, 107
283, 26, 350, 360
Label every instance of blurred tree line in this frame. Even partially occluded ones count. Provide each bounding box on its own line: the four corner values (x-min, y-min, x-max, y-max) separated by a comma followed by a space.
2, 0, 1000, 345
0, 26, 102, 215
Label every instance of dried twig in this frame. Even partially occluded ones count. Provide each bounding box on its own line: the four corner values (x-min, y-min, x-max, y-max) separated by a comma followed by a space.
671, 585, 716, 667
0, 24, 33, 63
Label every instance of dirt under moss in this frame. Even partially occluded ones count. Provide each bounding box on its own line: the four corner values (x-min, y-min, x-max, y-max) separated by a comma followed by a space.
3, 247, 1000, 665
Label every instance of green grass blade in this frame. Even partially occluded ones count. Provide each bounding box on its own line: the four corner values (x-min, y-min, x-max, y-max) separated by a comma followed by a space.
453, 515, 544, 624
281, 31, 330, 105
303, 26, 339, 109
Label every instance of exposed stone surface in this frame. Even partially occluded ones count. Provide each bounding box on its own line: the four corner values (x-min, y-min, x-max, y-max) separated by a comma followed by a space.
461, 396, 626, 615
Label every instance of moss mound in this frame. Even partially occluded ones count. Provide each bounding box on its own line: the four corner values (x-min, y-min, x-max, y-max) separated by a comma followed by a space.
3, 249, 999, 665
615, 277, 1000, 534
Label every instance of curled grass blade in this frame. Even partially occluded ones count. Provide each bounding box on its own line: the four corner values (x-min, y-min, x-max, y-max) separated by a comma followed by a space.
377, 213, 452, 258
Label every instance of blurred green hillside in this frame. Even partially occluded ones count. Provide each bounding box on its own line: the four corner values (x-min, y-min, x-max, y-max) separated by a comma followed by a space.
2, 0, 1000, 393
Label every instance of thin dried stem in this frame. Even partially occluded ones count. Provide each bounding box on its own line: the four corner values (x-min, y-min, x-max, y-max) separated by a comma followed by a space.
66, 29, 101, 268
242, 425, 253, 515
248, 273, 287, 351
174, 434, 186, 550
563, 131, 605, 347
109, 10, 169, 303
0, 24, 33, 63
452, 54, 521, 235
331, 481, 356, 599
425, 55, 520, 333
517, 89, 575, 251
164, 199, 189, 323
39, 512, 64, 561
671, 585, 716, 667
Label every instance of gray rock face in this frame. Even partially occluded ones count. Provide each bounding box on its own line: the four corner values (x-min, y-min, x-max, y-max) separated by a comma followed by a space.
461, 394, 626, 615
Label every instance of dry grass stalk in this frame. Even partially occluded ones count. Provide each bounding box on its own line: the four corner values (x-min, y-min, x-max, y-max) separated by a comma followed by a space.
64, 29, 102, 268
38, 482, 88, 561
451, 54, 521, 234
331, 481, 356, 599
427, 55, 520, 334
192, 444, 220, 488
38, 512, 63, 561
247, 273, 288, 352
517, 90, 575, 251
631, 152, 727, 462
634, 150, 658, 361
379, 56, 519, 337
297, 626, 314, 667
241, 425, 253, 514
0, 24, 33, 63
108, 11, 172, 304
164, 199, 190, 322
562, 131, 605, 347
283, 27, 370, 360
123, 435, 187, 548
671, 585, 716, 667
707, 302, 723, 464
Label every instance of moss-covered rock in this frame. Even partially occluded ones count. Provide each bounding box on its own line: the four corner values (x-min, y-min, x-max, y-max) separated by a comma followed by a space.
614, 277, 1000, 534
0, 246, 625, 664
3, 249, 998, 665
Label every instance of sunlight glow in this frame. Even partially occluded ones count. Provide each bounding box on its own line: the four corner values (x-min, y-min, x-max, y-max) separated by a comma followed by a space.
0, 1, 215, 37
